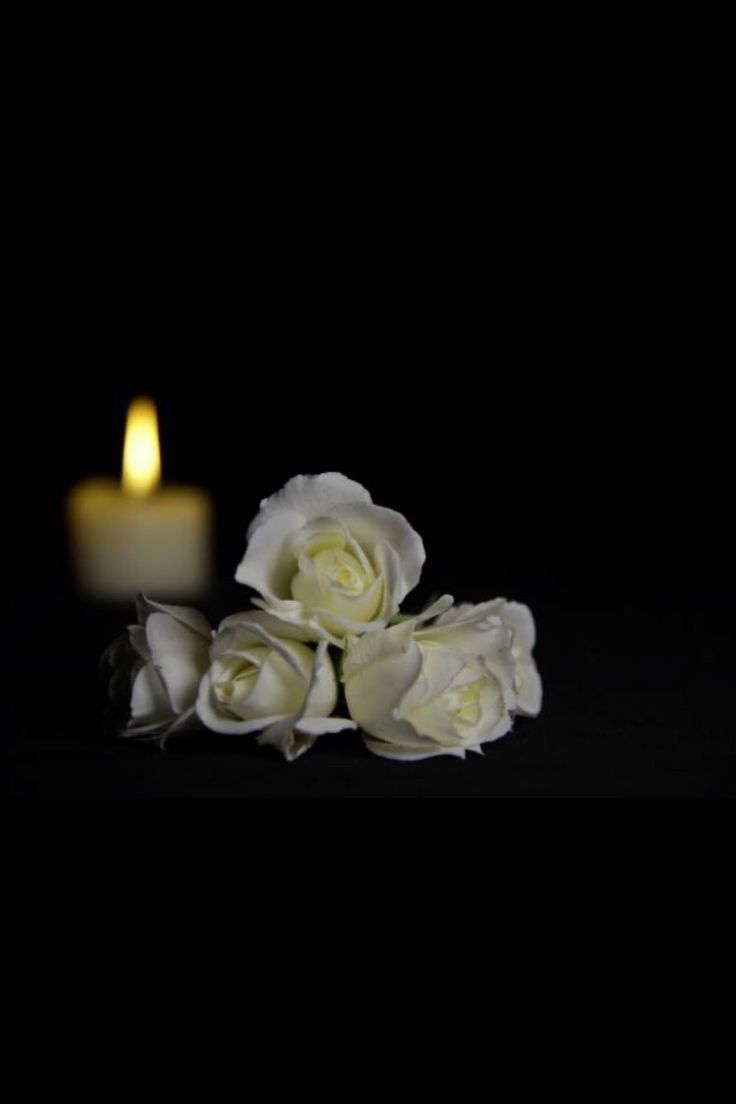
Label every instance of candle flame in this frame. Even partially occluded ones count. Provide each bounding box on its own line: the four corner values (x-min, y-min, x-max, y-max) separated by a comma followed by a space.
123, 397, 161, 497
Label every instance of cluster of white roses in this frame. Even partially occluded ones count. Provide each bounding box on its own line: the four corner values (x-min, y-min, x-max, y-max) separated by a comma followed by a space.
105, 473, 542, 762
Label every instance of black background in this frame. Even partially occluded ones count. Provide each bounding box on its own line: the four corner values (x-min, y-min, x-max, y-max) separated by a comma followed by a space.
1, 307, 733, 797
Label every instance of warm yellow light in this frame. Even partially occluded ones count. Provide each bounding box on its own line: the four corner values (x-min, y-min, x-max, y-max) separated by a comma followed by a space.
122, 397, 161, 497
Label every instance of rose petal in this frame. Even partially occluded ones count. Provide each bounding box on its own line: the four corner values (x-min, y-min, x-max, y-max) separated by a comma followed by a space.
138, 597, 212, 640
248, 600, 345, 648
292, 557, 385, 627
342, 618, 416, 681
301, 640, 338, 719
373, 540, 402, 621
146, 612, 211, 714
130, 663, 173, 726
362, 736, 467, 762
238, 644, 311, 720
435, 598, 506, 626
295, 717, 357, 736
516, 660, 543, 717
254, 641, 335, 761
307, 606, 391, 639
336, 502, 426, 602
413, 594, 455, 625
235, 510, 305, 600
398, 646, 467, 714
257, 719, 315, 763
404, 701, 463, 746
218, 609, 311, 643
196, 672, 291, 735
128, 624, 151, 662
344, 624, 424, 746
502, 601, 537, 654
418, 600, 512, 668
246, 473, 372, 539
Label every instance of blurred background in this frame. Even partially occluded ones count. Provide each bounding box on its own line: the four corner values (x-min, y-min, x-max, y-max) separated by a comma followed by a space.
2, 306, 732, 796
5, 305, 729, 602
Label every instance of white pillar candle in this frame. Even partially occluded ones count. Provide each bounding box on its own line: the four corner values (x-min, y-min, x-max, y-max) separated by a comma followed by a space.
67, 398, 213, 602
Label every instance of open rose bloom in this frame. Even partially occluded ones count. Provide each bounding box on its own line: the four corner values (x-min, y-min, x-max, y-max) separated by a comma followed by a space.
235, 473, 426, 643
196, 610, 355, 762
104, 473, 542, 762
343, 599, 542, 761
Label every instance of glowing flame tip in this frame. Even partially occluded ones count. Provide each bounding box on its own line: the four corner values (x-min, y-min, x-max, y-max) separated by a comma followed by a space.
123, 397, 161, 497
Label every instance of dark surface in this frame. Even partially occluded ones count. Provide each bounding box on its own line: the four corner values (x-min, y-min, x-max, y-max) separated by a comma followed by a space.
2, 586, 732, 798
1, 306, 732, 797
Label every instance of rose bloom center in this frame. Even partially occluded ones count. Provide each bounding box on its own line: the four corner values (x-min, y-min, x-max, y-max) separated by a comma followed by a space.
322, 550, 367, 594
442, 681, 484, 732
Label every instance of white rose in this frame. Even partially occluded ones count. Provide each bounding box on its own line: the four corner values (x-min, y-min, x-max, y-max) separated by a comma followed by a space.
434, 599, 543, 717
343, 599, 518, 761
103, 597, 212, 741
235, 473, 426, 644
196, 609, 355, 762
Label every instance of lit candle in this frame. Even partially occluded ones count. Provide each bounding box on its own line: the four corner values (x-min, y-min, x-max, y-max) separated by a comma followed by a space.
68, 397, 213, 602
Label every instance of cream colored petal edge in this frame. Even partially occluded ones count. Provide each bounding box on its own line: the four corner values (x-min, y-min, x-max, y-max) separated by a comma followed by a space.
342, 619, 416, 681
247, 473, 372, 539
249, 600, 345, 648
516, 660, 543, 717
503, 601, 537, 653
137, 596, 212, 640
235, 510, 304, 599
296, 717, 357, 736
335, 502, 426, 601
146, 613, 211, 715
362, 737, 468, 762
